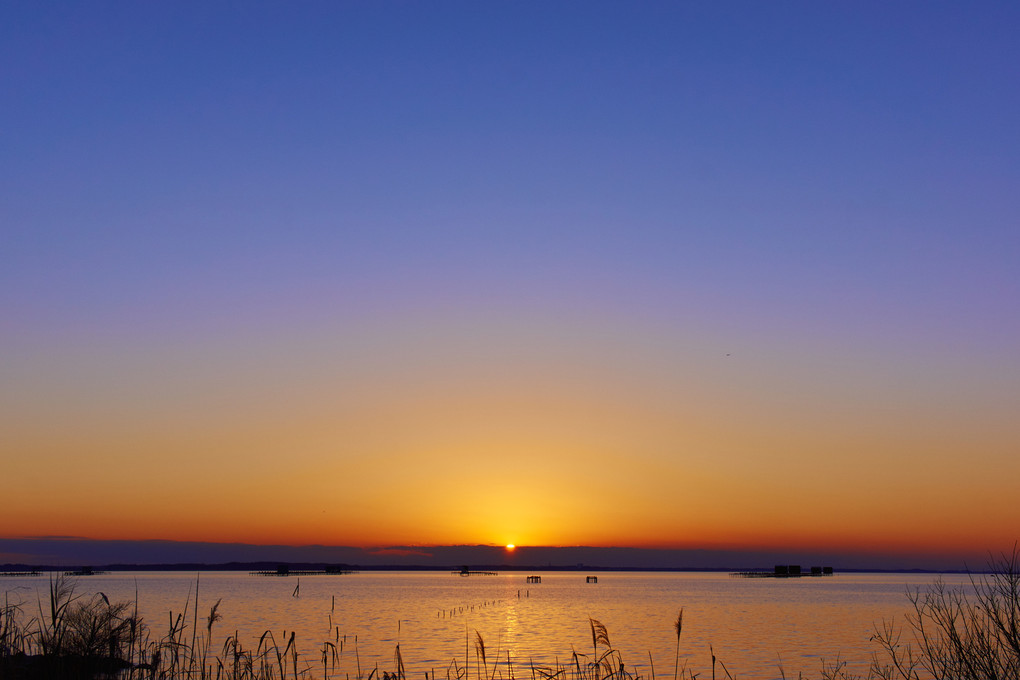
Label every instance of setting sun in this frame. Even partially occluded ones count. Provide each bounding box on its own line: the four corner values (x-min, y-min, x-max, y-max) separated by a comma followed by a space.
505, 544, 515, 550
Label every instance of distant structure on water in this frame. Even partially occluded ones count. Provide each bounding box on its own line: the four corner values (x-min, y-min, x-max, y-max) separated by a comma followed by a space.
455, 566, 498, 576
731, 564, 834, 578
64, 567, 105, 576
251, 565, 357, 576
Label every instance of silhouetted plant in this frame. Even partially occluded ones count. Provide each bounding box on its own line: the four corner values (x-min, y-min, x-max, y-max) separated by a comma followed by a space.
37, 573, 78, 655
672, 609, 683, 680
60, 593, 135, 659
1, 592, 28, 659
476, 631, 488, 679
867, 546, 1020, 680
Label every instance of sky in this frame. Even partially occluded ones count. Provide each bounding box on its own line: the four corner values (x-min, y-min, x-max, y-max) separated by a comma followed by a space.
2, 2, 1019, 570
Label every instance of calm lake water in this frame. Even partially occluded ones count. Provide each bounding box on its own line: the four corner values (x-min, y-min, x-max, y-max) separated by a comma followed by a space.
1, 570, 967, 679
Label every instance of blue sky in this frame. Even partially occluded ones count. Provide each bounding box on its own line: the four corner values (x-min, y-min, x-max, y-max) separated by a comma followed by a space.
6, 2, 1019, 338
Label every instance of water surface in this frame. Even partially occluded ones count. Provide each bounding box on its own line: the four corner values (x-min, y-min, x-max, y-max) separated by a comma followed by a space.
1, 570, 963, 679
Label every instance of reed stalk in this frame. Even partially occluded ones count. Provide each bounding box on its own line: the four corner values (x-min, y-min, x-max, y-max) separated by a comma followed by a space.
673, 609, 683, 680
475, 631, 487, 680
191, 573, 200, 675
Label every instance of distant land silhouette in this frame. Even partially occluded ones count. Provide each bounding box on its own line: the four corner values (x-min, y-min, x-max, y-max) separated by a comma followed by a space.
0, 537, 981, 572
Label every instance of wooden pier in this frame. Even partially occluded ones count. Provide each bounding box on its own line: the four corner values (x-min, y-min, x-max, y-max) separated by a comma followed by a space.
251, 566, 357, 576
0, 570, 41, 577
526, 575, 541, 583
586, 575, 598, 583
64, 567, 106, 576
731, 565, 834, 578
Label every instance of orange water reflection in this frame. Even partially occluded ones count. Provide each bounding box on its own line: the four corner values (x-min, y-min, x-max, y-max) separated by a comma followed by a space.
0, 571, 966, 680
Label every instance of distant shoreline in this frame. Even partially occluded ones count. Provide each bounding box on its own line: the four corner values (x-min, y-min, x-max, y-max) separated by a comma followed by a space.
0, 562, 975, 574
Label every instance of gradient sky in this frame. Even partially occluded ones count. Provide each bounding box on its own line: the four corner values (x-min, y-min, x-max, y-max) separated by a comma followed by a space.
2, 2, 1018, 567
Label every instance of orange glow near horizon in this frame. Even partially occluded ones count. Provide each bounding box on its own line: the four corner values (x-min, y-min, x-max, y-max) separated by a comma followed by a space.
2, 313, 1018, 567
